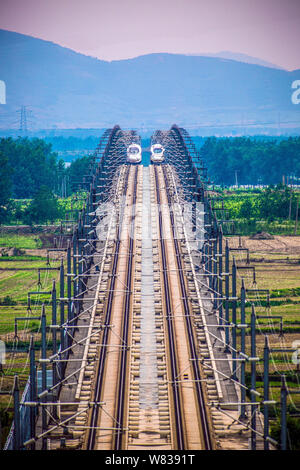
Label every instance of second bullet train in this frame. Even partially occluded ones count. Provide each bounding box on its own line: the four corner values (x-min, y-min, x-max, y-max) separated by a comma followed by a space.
150, 143, 165, 164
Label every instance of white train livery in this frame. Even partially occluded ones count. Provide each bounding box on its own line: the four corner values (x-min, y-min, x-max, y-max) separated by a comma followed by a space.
150, 143, 165, 164
126, 143, 142, 164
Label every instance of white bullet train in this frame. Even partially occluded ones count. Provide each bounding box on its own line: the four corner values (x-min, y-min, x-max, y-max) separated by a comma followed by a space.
150, 143, 165, 164
126, 143, 142, 164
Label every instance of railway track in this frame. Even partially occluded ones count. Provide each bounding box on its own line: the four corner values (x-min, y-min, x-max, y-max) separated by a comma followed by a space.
126, 167, 173, 450
153, 164, 214, 450
114, 165, 138, 449
85, 164, 138, 450
161, 165, 213, 450
153, 164, 185, 449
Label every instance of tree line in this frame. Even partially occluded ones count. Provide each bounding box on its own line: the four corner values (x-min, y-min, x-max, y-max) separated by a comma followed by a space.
219, 185, 299, 221
0, 137, 92, 224
0, 137, 64, 199
199, 136, 300, 185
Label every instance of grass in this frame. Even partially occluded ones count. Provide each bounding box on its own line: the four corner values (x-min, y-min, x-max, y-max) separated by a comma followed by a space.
0, 231, 63, 341
0, 255, 46, 262
0, 234, 43, 250
235, 255, 300, 293
0, 271, 58, 304
0, 259, 50, 269
225, 220, 300, 237
0, 305, 54, 335
0, 257, 60, 306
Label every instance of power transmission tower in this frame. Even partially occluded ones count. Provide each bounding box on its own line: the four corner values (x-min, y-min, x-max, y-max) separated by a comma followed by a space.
18, 106, 28, 134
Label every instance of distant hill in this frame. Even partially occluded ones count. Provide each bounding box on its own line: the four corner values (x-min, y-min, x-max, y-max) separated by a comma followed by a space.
195, 51, 284, 70
0, 29, 299, 130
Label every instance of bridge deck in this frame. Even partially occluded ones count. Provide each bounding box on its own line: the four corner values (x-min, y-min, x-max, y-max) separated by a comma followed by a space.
35, 165, 254, 451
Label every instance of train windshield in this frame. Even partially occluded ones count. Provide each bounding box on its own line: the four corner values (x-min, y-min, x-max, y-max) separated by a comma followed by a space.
129, 146, 139, 154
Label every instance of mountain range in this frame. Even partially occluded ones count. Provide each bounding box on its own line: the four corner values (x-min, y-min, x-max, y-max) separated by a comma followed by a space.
193, 51, 284, 70
0, 29, 299, 131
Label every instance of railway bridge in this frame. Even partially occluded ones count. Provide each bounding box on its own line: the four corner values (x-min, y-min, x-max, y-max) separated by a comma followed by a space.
6, 125, 262, 451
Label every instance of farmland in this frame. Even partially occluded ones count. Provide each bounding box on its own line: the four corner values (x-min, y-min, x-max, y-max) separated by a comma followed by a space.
0, 230, 64, 447
228, 235, 300, 427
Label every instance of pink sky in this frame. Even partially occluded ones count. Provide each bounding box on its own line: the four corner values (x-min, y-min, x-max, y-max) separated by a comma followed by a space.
0, 0, 300, 70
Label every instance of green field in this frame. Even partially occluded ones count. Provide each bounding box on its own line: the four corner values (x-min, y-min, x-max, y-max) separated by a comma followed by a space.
0, 232, 65, 447
0, 234, 42, 250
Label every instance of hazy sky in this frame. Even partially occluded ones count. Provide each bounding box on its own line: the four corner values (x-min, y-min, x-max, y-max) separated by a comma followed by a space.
0, 0, 300, 70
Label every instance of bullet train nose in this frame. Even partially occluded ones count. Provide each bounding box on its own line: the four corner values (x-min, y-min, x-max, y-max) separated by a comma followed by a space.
150, 144, 165, 164
126, 143, 142, 164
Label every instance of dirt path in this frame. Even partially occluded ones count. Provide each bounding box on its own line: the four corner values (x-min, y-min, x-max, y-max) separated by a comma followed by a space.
229, 236, 300, 254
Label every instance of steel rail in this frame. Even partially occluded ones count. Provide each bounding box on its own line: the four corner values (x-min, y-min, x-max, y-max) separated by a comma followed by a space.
154, 165, 185, 450
162, 165, 213, 450
114, 164, 138, 449
86, 165, 131, 450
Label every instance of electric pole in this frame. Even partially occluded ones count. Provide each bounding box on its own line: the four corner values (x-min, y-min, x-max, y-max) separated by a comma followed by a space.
235, 170, 239, 187
294, 197, 299, 235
